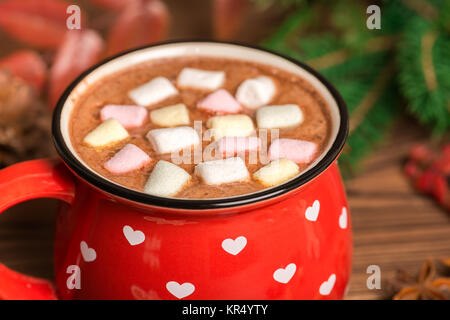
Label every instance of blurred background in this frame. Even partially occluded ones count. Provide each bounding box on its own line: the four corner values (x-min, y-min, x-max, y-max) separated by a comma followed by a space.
0, 0, 449, 299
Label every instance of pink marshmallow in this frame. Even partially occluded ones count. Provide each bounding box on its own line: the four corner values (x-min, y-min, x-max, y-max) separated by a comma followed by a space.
104, 144, 151, 174
100, 105, 148, 128
269, 139, 317, 163
215, 137, 261, 155
197, 89, 243, 114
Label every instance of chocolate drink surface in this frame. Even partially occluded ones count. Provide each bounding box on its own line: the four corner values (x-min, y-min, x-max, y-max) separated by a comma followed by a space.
69, 56, 332, 199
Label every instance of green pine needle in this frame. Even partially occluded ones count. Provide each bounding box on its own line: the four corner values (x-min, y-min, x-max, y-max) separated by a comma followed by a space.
339, 84, 400, 177
397, 16, 450, 132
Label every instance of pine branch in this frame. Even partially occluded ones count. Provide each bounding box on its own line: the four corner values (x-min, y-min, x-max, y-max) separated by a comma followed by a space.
339, 83, 400, 177
397, 16, 450, 133
261, 8, 310, 51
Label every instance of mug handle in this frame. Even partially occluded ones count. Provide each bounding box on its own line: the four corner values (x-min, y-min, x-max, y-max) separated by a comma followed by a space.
0, 158, 76, 300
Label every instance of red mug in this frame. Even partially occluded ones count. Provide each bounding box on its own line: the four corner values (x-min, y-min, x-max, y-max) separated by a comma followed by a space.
0, 42, 351, 300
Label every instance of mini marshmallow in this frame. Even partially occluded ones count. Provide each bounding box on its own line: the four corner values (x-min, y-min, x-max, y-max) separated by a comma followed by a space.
146, 126, 199, 154
177, 68, 225, 90
206, 114, 254, 140
195, 157, 249, 185
215, 136, 261, 155
144, 160, 191, 197
150, 103, 190, 127
269, 138, 317, 163
253, 158, 299, 187
100, 104, 148, 128
256, 104, 303, 129
128, 77, 178, 106
197, 89, 242, 114
236, 76, 276, 109
83, 119, 129, 148
104, 144, 151, 174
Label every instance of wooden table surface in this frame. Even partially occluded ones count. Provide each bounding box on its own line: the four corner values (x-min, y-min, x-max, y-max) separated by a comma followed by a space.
344, 120, 450, 299
0, 118, 448, 300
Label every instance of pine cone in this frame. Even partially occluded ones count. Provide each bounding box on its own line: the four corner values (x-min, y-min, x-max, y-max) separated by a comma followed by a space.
0, 70, 54, 168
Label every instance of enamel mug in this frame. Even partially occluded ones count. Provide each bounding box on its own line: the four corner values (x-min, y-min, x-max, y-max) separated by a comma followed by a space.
0, 42, 351, 300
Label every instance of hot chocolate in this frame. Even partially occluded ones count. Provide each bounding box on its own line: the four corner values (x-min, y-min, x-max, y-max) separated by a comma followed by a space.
69, 56, 332, 199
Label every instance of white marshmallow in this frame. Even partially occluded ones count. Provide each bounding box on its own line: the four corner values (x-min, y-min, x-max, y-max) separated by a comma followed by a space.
83, 119, 129, 148
128, 77, 178, 106
144, 160, 191, 197
150, 103, 190, 127
195, 157, 249, 185
177, 68, 225, 90
206, 114, 254, 140
146, 126, 199, 154
253, 158, 299, 187
256, 104, 303, 129
236, 76, 276, 109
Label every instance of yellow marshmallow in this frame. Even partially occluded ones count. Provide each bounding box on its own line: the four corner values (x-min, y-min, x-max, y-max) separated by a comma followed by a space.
83, 119, 129, 148
206, 114, 254, 140
150, 103, 190, 127
253, 158, 299, 187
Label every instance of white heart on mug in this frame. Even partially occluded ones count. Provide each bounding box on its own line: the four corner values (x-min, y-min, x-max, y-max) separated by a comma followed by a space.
273, 263, 297, 284
80, 241, 96, 262
339, 207, 348, 229
305, 200, 320, 221
319, 273, 336, 295
166, 281, 195, 299
123, 225, 145, 246
222, 236, 247, 255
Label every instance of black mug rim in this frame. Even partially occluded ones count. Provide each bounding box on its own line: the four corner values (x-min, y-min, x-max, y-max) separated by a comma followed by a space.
52, 40, 349, 210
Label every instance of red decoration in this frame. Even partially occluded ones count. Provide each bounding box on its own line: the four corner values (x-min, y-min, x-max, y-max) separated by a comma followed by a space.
0, 0, 72, 49
405, 143, 450, 211
213, 0, 249, 40
48, 30, 105, 108
107, 0, 169, 56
